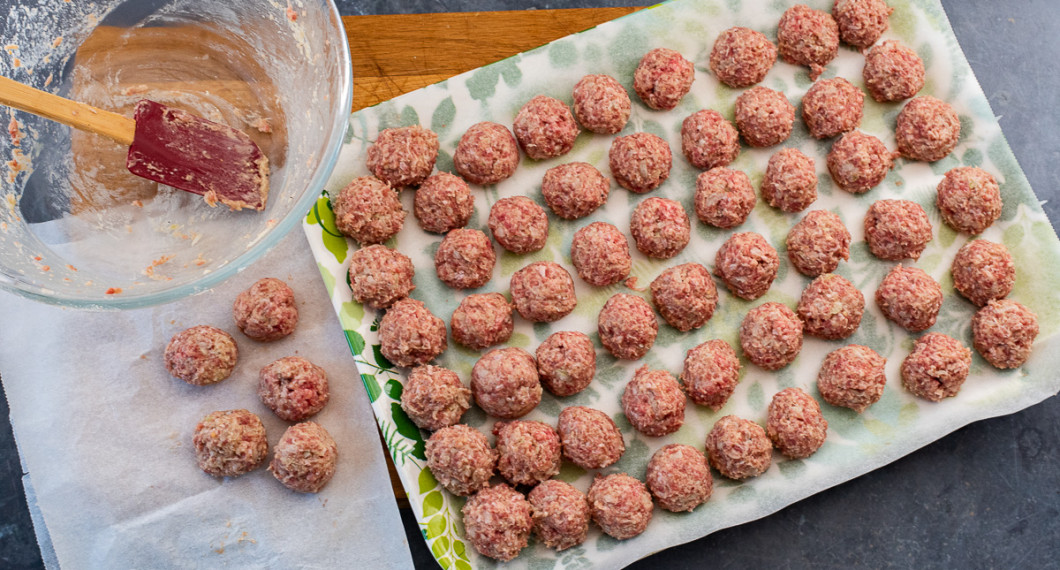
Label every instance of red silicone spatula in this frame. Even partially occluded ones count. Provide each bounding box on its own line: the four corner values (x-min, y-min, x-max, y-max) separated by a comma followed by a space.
0, 75, 269, 211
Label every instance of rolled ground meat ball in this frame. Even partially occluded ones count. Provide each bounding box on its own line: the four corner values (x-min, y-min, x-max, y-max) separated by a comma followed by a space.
269, 421, 338, 493
777, 4, 840, 81
802, 77, 864, 139
651, 263, 718, 332
571, 222, 632, 287
587, 473, 654, 540
332, 176, 405, 245
493, 420, 562, 487
787, 210, 852, 277
827, 130, 893, 194
694, 167, 756, 229
714, 232, 780, 300
471, 347, 542, 419
681, 339, 741, 410
164, 325, 238, 386
193, 409, 268, 478
425, 424, 497, 496
462, 484, 532, 562
510, 261, 577, 322
557, 406, 625, 469
536, 331, 596, 397
709, 26, 777, 88
734, 86, 796, 147
622, 366, 686, 437
541, 162, 610, 220
450, 292, 513, 350
572, 74, 632, 134
646, 444, 712, 513
681, 110, 741, 170
973, 299, 1039, 369
761, 148, 817, 212
951, 239, 1015, 307
347, 245, 415, 310
767, 387, 828, 459
598, 293, 659, 360
413, 172, 473, 234
378, 298, 448, 367
488, 196, 549, 254
633, 47, 695, 111
366, 125, 439, 188
630, 197, 691, 259
864, 199, 933, 261
863, 40, 925, 103
740, 302, 804, 371
936, 166, 1003, 235
705, 415, 772, 480
528, 479, 590, 552
833, 0, 893, 50
875, 265, 943, 332
817, 344, 887, 413
609, 132, 672, 193
454, 122, 520, 185
233, 277, 298, 342
258, 356, 329, 422
434, 228, 496, 289
797, 273, 865, 340
895, 96, 961, 162
901, 332, 972, 401
513, 95, 579, 160
400, 365, 471, 431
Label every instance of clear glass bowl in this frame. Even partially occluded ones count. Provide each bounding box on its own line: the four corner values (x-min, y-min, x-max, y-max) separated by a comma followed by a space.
0, 0, 352, 309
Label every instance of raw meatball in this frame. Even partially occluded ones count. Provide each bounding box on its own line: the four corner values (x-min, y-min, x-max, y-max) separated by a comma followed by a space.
232, 277, 298, 342
258, 356, 329, 422
493, 420, 562, 486
434, 228, 496, 289
633, 47, 695, 111
761, 148, 817, 213
572, 74, 632, 134
462, 484, 532, 562
714, 232, 780, 300
164, 325, 238, 386
936, 166, 1003, 235
681, 339, 741, 410
332, 176, 405, 245
681, 110, 741, 170
269, 421, 338, 493
622, 366, 686, 437
454, 121, 520, 185
646, 444, 712, 513
651, 263, 718, 332
817, 344, 887, 413
587, 473, 653, 540
609, 132, 673, 193
863, 40, 925, 102
425, 424, 498, 496
951, 239, 1015, 307
833, 0, 893, 49
973, 299, 1039, 369
347, 245, 415, 310
413, 172, 473, 234
901, 333, 972, 401
705, 415, 772, 480
875, 265, 943, 332
400, 365, 471, 431
630, 197, 691, 259
193, 409, 268, 477
488, 196, 549, 254
895, 96, 961, 162
598, 293, 659, 360
513, 95, 579, 160
777, 4, 840, 81
541, 162, 610, 220
450, 292, 514, 350
509, 261, 577, 322
366, 125, 439, 188
471, 347, 542, 419
797, 273, 865, 340
528, 479, 590, 551
827, 130, 893, 194
536, 331, 596, 397
694, 167, 756, 229
740, 302, 804, 370
787, 210, 851, 276
734, 86, 796, 147
864, 199, 933, 261
802, 77, 864, 139
571, 221, 632, 287
767, 387, 828, 459
557, 406, 625, 469
378, 298, 447, 367
709, 26, 777, 88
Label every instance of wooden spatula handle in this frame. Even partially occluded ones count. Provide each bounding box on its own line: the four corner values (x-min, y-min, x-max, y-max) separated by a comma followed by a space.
0, 75, 136, 146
